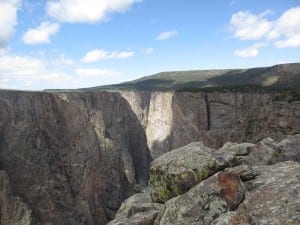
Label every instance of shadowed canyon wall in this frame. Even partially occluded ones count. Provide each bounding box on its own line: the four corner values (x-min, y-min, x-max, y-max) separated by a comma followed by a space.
0, 91, 151, 225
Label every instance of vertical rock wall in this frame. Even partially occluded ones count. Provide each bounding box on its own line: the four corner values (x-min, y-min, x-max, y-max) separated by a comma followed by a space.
0, 91, 151, 225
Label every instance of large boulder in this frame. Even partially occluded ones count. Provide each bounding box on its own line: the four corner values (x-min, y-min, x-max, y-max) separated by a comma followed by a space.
156, 172, 245, 225
149, 142, 236, 203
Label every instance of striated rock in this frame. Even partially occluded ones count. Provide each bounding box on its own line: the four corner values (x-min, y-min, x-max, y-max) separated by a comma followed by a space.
149, 142, 236, 203
0, 170, 35, 225
107, 193, 164, 225
213, 161, 300, 225
120, 91, 300, 158
156, 172, 245, 225
0, 91, 151, 225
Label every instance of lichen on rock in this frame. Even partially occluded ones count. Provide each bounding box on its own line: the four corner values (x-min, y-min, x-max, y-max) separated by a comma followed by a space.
149, 142, 237, 203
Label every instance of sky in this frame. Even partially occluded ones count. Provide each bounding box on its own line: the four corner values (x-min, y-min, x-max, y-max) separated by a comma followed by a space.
0, 0, 300, 90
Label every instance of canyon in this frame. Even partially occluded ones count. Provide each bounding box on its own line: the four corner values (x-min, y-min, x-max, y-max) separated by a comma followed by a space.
0, 64, 300, 225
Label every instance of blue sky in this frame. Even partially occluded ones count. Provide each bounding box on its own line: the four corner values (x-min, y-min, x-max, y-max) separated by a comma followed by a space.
0, 0, 300, 90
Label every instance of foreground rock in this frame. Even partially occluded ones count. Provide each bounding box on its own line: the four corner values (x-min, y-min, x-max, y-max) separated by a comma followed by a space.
149, 142, 236, 203
213, 161, 300, 225
157, 172, 245, 225
109, 136, 300, 225
0, 171, 34, 225
107, 193, 163, 225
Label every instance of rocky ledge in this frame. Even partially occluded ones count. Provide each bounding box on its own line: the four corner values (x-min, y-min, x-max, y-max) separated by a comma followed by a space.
109, 134, 300, 225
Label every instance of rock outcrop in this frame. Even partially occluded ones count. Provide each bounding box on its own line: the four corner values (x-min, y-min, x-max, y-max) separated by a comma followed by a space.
120, 91, 300, 158
109, 135, 300, 225
0, 91, 151, 225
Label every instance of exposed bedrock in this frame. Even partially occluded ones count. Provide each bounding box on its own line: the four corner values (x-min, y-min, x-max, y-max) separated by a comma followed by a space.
109, 135, 300, 225
0, 91, 151, 225
119, 91, 300, 158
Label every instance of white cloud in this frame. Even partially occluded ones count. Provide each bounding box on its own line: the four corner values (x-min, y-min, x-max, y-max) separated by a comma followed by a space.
22, 22, 60, 45
156, 30, 179, 40
271, 7, 300, 48
234, 43, 268, 58
145, 47, 154, 54
0, 53, 123, 90
275, 7, 300, 37
275, 35, 300, 48
76, 68, 120, 77
0, 54, 73, 89
0, 0, 21, 47
229, 6, 300, 49
81, 49, 134, 63
229, 10, 272, 40
46, 0, 140, 23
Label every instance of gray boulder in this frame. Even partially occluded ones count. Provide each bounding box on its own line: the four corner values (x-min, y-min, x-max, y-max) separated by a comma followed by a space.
157, 172, 245, 225
149, 142, 236, 203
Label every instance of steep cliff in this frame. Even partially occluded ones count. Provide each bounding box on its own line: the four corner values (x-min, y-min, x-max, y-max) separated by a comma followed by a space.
0, 90, 151, 225
120, 91, 300, 158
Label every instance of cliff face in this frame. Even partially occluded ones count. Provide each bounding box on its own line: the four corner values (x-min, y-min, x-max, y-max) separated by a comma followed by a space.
0, 91, 151, 225
120, 91, 300, 158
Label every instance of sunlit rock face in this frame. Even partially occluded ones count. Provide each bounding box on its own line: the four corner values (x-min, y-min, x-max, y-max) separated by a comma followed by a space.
0, 90, 151, 225
120, 90, 300, 158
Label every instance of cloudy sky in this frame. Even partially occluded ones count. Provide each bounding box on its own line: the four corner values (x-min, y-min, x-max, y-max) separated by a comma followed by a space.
0, 0, 300, 90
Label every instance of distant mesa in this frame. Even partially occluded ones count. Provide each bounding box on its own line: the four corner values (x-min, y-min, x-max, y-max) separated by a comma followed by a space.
82, 63, 300, 92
